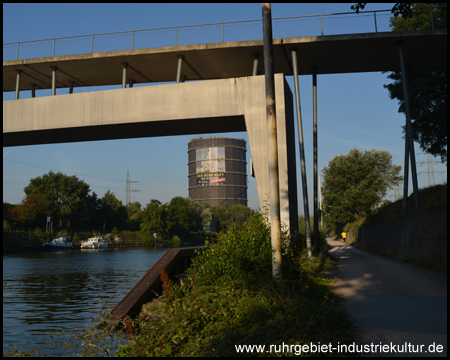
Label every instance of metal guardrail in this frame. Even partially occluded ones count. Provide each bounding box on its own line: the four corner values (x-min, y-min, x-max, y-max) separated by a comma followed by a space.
3, 7, 445, 61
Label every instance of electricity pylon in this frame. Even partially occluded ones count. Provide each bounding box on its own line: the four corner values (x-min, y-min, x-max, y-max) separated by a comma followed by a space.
126, 170, 139, 205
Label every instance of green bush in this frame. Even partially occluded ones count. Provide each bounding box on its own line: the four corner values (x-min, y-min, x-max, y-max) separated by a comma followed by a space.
188, 211, 273, 288
115, 212, 355, 357
30, 227, 44, 242
171, 235, 181, 247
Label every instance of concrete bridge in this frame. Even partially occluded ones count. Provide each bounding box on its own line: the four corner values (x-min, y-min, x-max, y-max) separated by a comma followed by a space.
3, 29, 447, 229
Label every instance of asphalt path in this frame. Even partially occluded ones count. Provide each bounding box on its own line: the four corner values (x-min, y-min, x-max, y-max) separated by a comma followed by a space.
326, 238, 447, 357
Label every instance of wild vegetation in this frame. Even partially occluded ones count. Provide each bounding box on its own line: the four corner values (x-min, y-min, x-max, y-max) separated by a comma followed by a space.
3, 171, 255, 247
116, 213, 354, 356
4, 210, 355, 357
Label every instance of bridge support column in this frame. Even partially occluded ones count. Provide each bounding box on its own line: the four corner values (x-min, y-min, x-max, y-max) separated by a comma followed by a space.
122, 63, 128, 88
15, 70, 21, 100
51, 67, 57, 95
176, 55, 184, 83
312, 68, 319, 256
31, 84, 36, 98
291, 48, 312, 258
398, 42, 420, 213
240, 74, 298, 239
252, 53, 260, 76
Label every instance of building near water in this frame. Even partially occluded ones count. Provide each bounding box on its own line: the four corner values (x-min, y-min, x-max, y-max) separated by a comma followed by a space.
188, 136, 247, 207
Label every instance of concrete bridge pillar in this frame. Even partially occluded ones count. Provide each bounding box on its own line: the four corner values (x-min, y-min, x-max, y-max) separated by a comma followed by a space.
3, 74, 298, 232
238, 74, 298, 233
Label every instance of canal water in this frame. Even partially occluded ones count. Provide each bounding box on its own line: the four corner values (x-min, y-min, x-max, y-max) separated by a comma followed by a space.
3, 247, 168, 356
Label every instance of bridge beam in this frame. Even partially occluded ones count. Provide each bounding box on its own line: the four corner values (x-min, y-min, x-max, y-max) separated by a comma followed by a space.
3, 74, 299, 232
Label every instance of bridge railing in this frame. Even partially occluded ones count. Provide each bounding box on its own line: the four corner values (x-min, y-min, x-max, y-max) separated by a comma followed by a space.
3, 7, 445, 61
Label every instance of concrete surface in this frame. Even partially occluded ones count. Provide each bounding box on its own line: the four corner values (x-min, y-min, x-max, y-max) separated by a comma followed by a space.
327, 238, 447, 357
3, 29, 446, 92
3, 74, 298, 231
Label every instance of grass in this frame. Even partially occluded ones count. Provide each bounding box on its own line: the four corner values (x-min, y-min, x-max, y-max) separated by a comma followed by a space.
4, 212, 357, 357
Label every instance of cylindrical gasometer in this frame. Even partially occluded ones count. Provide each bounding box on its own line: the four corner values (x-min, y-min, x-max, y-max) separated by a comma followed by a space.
188, 136, 247, 207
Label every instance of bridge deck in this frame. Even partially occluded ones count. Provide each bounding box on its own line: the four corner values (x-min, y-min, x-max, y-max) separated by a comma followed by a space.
3, 29, 446, 92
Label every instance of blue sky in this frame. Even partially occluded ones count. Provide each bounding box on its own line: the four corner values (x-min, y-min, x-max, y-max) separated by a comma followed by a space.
3, 3, 447, 213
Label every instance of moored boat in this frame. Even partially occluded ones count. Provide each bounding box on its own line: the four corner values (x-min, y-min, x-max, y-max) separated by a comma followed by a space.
42, 234, 74, 250
80, 235, 108, 249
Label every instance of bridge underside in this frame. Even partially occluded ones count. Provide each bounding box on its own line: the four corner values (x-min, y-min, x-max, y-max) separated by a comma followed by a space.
3, 30, 446, 92
3, 74, 298, 231
3, 115, 246, 145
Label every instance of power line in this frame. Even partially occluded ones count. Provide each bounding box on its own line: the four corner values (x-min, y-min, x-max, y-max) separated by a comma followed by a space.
3, 157, 124, 183
4, 156, 260, 205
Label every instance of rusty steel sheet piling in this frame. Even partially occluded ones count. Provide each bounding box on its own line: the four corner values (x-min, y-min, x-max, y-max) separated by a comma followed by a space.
110, 246, 207, 320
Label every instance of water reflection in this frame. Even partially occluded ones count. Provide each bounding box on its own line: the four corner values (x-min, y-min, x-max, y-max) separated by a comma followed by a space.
3, 247, 167, 355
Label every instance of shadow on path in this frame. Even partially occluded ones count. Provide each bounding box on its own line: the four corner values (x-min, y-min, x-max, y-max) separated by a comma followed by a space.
326, 238, 447, 357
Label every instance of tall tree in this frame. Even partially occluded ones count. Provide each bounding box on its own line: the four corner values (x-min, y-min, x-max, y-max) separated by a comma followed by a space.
165, 197, 206, 242
384, 3, 447, 164
352, 3, 447, 163
8, 195, 49, 228
24, 171, 92, 228
351, 3, 415, 18
126, 201, 142, 231
100, 190, 127, 233
210, 204, 255, 232
322, 148, 402, 226
140, 199, 167, 239
75, 191, 102, 230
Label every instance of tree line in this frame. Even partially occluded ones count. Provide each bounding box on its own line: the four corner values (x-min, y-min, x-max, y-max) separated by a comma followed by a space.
3, 171, 255, 246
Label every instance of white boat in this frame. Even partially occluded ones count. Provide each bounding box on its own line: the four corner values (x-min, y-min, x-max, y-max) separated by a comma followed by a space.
80, 235, 108, 249
42, 234, 74, 250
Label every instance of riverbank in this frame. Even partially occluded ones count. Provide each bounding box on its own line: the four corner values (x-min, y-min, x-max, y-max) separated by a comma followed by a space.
119, 255, 355, 357
4, 213, 357, 356
115, 213, 356, 357
3, 235, 152, 252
